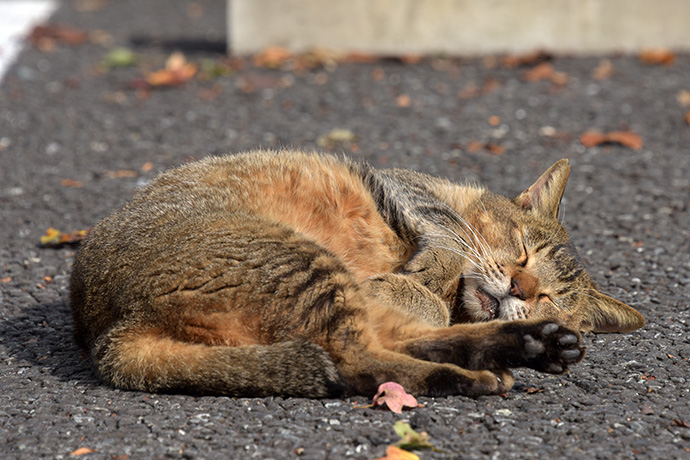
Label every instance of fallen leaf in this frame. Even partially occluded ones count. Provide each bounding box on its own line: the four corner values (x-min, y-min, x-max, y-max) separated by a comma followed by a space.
524, 386, 544, 394
371, 67, 385, 82
29, 24, 88, 49
102, 47, 138, 69
485, 143, 505, 155
401, 54, 422, 65
592, 58, 615, 80
39, 228, 89, 248
640, 403, 654, 415
673, 418, 690, 429
104, 169, 139, 178
396, 94, 411, 107
677, 90, 690, 107
61, 178, 84, 188
317, 128, 357, 149
580, 130, 643, 150
70, 447, 95, 456
639, 48, 675, 66
253, 46, 292, 68
685, 109, 690, 125
523, 63, 568, 85
488, 115, 501, 126
297, 49, 343, 70
343, 52, 377, 64
141, 162, 154, 173
372, 382, 418, 414
145, 52, 198, 87
467, 140, 482, 153
1, 277, 11, 283
199, 58, 233, 80
501, 50, 552, 68
466, 140, 505, 155
393, 421, 433, 451
373, 445, 420, 460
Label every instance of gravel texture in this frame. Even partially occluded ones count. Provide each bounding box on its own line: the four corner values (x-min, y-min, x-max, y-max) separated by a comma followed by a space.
1, 1, 689, 459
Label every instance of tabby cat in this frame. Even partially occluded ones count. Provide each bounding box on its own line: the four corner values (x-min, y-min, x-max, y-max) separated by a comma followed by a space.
70, 150, 645, 397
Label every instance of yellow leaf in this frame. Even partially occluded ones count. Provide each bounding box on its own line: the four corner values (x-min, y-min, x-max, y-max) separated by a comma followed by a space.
373, 445, 420, 460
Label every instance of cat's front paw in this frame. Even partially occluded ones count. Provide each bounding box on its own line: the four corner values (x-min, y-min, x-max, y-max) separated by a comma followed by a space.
513, 320, 585, 374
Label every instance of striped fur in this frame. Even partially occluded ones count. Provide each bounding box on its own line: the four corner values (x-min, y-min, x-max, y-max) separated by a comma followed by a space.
70, 150, 644, 397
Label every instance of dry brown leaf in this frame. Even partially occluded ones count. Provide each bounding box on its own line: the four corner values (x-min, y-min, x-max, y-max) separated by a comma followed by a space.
486, 143, 505, 155
70, 447, 95, 456
639, 48, 676, 66
372, 382, 418, 414
685, 109, 690, 126
396, 94, 411, 107
1, 277, 11, 283
373, 446, 420, 460
501, 50, 552, 68
458, 78, 501, 99
676, 90, 690, 107
371, 67, 385, 82
524, 386, 544, 394
673, 418, 690, 429
580, 130, 643, 150
343, 52, 377, 63
39, 227, 89, 248
592, 59, 615, 80
467, 140, 482, 153
60, 178, 84, 188
401, 54, 422, 65
252, 46, 292, 68
523, 63, 568, 85
104, 169, 138, 178
145, 52, 198, 87
29, 24, 89, 48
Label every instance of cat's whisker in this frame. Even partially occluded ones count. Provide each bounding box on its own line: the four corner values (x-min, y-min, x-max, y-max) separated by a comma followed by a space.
427, 243, 485, 274
425, 230, 484, 263
471, 198, 496, 257
433, 203, 494, 264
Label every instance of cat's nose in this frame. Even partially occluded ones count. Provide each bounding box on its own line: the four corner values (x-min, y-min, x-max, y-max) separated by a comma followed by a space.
509, 279, 526, 300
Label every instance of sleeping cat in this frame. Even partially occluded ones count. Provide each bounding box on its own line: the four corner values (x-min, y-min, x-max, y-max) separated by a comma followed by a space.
70, 150, 645, 397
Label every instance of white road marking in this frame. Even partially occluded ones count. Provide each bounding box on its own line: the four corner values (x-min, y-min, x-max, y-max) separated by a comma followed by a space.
0, 0, 57, 82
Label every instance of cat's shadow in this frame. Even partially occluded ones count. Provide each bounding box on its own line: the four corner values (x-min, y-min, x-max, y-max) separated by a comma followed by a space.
0, 301, 99, 385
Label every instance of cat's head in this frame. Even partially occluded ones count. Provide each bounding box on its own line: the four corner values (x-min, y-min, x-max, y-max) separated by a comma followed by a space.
447, 159, 645, 333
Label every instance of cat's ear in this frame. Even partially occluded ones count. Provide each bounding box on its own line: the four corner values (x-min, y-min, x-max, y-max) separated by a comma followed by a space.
580, 289, 646, 333
514, 159, 571, 219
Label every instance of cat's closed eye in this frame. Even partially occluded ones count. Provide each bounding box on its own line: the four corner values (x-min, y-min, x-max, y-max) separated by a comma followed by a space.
514, 238, 529, 267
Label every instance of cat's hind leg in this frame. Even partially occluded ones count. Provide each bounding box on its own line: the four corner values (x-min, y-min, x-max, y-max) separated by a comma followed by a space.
89, 325, 346, 397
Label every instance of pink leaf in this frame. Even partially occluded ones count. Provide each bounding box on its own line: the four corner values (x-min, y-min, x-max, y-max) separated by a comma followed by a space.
372, 382, 418, 414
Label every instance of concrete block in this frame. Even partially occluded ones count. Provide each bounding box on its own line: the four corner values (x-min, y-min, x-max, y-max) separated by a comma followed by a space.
229, 0, 690, 55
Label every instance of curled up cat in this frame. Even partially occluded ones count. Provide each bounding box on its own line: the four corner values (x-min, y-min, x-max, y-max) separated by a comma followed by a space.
70, 150, 645, 398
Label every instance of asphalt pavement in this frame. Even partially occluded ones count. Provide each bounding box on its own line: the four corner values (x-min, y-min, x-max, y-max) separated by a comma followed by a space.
1, 1, 689, 459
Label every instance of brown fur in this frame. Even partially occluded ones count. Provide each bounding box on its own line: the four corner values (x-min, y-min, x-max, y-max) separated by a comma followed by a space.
70, 150, 644, 397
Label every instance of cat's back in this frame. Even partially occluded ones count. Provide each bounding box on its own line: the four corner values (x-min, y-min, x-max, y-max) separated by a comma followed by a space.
73, 151, 409, 309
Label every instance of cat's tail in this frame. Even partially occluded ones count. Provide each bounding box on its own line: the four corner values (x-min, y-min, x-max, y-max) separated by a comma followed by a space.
89, 328, 346, 398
